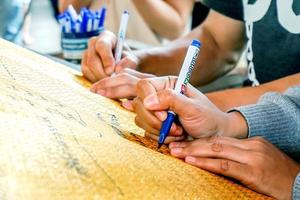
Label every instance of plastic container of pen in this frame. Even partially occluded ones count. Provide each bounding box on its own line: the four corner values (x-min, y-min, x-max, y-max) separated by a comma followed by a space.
61, 28, 103, 63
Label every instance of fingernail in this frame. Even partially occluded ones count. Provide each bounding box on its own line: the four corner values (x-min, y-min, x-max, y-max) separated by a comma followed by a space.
97, 89, 106, 96
104, 68, 113, 76
170, 147, 182, 155
155, 111, 167, 121
185, 156, 196, 163
90, 86, 96, 93
122, 100, 133, 111
144, 94, 159, 108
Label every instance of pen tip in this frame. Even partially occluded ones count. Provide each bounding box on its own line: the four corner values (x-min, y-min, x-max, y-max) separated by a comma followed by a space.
157, 143, 163, 150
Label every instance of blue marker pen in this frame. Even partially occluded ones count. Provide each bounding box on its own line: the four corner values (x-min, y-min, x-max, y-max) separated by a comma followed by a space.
157, 40, 201, 149
80, 8, 88, 32
99, 7, 107, 28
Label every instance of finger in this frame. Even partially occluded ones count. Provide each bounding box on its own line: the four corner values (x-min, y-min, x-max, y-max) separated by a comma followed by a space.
185, 157, 252, 184
170, 139, 250, 163
91, 72, 139, 92
136, 79, 158, 101
95, 85, 137, 99
136, 115, 182, 138
135, 116, 160, 135
154, 111, 168, 121
119, 68, 155, 79
115, 54, 138, 73
145, 132, 185, 144
169, 141, 189, 149
95, 32, 116, 76
143, 89, 193, 114
81, 50, 98, 82
121, 100, 134, 111
86, 37, 107, 81
185, 83, 207, 99
147, 76, 176, 90
133, 97, 163, 131
173, 136, 251, 150
133, 97, 179, 135
145, 76, 200, 98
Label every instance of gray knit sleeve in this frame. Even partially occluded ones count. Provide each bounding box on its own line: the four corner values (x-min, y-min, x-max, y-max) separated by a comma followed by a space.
293, 173, 300, 200
229, 86, 300, 160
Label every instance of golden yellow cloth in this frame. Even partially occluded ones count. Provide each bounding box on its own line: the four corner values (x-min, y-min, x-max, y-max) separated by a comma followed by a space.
0, 39, 271, 199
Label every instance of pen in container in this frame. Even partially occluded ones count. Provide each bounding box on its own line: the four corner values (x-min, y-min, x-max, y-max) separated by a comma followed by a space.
58, 5, 107, 33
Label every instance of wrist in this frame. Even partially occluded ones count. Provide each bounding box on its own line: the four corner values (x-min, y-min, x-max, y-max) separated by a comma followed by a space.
222, 111, 248, 139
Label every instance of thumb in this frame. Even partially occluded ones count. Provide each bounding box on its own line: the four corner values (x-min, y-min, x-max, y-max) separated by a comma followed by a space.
143, 89, 191, 115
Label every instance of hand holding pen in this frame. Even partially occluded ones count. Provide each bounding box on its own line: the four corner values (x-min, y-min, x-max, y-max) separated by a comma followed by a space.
82, 11, 137, 82
112, 10, 130, 75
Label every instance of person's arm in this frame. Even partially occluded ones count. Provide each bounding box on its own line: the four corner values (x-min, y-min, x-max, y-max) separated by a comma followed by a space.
58, 0, 92, 13
169, 136, 300, 200
134, 10, 245, 86
132, 0, 194, 40
206, 73, 300, 111
228, 85, 300, 160
82, 10, 245, 85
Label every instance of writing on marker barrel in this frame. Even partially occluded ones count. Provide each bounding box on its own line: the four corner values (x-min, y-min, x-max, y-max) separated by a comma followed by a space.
157, 40, 201, 149
114, 10, 130, 65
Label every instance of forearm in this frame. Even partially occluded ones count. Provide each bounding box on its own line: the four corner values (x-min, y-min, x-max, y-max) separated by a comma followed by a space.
132, 0, 193, 40
135, 27, 239, 86
207, 73, 300, 111
58, 0, 92, 13
134, 11, 244, 86
229, 85, 300, 160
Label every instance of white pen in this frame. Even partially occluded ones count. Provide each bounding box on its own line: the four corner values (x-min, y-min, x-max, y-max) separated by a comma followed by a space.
113, 10, 130, 74
64, 18, 71, 33
67, 5, 78, 22
75, 19, 81, 33
86, 18, 93, 32
93, 17, 100, 31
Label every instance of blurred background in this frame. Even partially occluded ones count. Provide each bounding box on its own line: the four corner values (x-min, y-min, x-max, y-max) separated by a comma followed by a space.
0, 0, 209, 55
0, 0, 245, 91
0, 0, 61, 54
28, 0, 61, 54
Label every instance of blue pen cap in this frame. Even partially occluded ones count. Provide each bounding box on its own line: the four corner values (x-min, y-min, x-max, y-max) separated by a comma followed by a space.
191, 39, 201, 49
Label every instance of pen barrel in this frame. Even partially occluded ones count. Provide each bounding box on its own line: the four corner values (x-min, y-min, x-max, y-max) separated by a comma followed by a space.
158, 40, 201, 147
158, 111, 176, 145
174, 40, 201, 95
114, 11, 130, 63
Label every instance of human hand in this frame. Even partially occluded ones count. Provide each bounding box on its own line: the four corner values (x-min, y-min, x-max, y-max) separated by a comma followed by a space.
90, 68, 155, 100
169, 136, 300, 200
81, 31, 138, 82
133, 77, 244, 143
